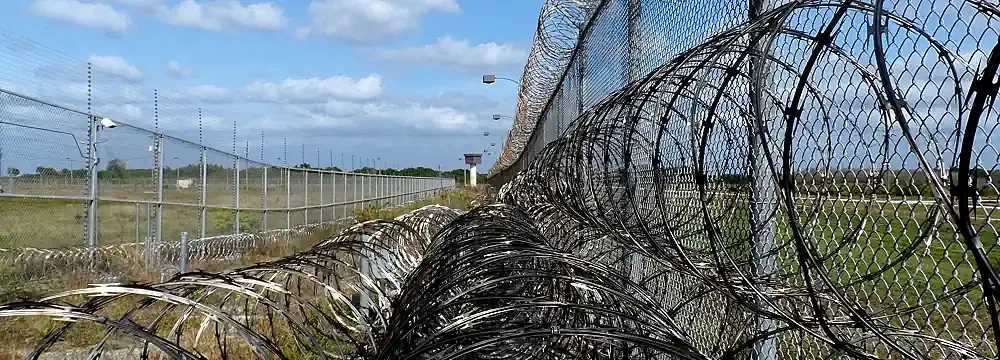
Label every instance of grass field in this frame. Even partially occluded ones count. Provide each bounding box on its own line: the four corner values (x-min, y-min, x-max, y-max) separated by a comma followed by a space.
642, 188, 1000, 357
0, 187, 480, 359
0, 176, 442, 249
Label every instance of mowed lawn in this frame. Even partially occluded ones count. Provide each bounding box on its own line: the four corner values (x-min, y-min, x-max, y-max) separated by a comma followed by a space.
0, 178, 404, 249
628, 186, 998, 356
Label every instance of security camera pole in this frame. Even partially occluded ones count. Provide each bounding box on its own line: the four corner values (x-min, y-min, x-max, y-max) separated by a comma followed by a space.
464, 153, 482, 187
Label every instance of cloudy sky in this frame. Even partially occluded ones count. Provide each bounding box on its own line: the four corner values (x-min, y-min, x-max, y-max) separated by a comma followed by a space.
0, 0, 539, 170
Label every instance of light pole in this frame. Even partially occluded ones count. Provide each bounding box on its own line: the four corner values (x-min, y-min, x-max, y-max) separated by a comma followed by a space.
492, 114, 512, 121
482, 74, 520, 86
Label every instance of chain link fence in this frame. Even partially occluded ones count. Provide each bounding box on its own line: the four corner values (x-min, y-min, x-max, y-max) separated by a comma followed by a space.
491, 0, 760, 182
0, 87, 454, 278
490, 0, 1000, 358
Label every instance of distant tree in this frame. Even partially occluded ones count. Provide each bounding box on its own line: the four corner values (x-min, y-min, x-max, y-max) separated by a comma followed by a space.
106, 159, 128, 178
296, 163, 312, 169
323, 166, 343, 172
6, 167, 19, 177
442, 169, 467, 182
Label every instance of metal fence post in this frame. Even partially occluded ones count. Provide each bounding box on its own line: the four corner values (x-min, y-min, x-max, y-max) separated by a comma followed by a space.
154, 134, 164, 246
200, 147, 207, 240
319, 171, 324, 222
335, 172, 341, 221
262, 166, 268, 231
286, 167, 291, 228
86, 115, 98, 251
342, 172, 347, 220
135, 203, 140, 243
304, 170, 309, 225
179, 232, 189, 273
749, 0, 776, 359
626, 0, 642, 82
234, 155, 241, 234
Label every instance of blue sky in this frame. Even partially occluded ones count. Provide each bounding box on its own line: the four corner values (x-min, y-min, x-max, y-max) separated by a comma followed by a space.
0, 0, 539, 170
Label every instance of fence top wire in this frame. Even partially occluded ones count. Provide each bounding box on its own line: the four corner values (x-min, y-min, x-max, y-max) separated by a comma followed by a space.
0, 85, 446, 179
489, 0, 604, 176
490, 0, 796, 177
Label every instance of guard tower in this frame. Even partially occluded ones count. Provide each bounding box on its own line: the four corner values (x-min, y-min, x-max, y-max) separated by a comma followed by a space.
464, 153, 482, 186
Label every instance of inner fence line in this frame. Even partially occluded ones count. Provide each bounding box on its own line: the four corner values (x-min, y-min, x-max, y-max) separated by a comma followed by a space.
0, 84, 456, 271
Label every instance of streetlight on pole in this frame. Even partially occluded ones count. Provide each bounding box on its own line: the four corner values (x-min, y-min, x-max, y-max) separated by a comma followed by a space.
482, 74, 520, 86
492, 114, 512, 121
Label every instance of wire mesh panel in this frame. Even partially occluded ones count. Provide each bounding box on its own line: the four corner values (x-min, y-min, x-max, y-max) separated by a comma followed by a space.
289, 168, 307, 227
308, 169, 323, 224
0, 90, 89, 249
162, 137, 203, 206
323, 171, 336, 223
264, 165, 285, 231
238, 158, 264, 234
487, 0, 1000, 358
202, 148, 234, 238
0, 24, 457, 299
203, 148, 234, 208
96, 123, 157, 202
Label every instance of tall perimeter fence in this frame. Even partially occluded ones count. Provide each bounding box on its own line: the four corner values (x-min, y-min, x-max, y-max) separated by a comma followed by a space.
0, 45, 454, 279
488, 0, 1000, 358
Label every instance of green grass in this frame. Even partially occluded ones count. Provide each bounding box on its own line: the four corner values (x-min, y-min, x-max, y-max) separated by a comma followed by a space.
693, 193, 999, 357
0, 187, 479, 359
0, 179, 425, 249
353, 187, 479, 222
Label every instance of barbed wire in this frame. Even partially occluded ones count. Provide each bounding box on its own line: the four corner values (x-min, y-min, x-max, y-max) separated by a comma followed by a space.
0, 205, 463, 358
0, 0, 998, 358
490, 0, 603, 175
497, 0, 1000, 357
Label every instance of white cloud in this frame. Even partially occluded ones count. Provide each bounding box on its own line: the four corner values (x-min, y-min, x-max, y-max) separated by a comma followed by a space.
96, 103, 143, 120
245, 75, 383, 103
170, 0, 286, 31
88, 55, 143, 82
300, 0, 460, 43
166, 60, 194, 78
107, 0, 162, 8
105, 0, 287, 32
29, 0, 131, 34
187, 84, 229, 99
381, 103, 473, 131
287, 99, 475, 133
376, 37, 527, 71
158, 0, 287, 31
